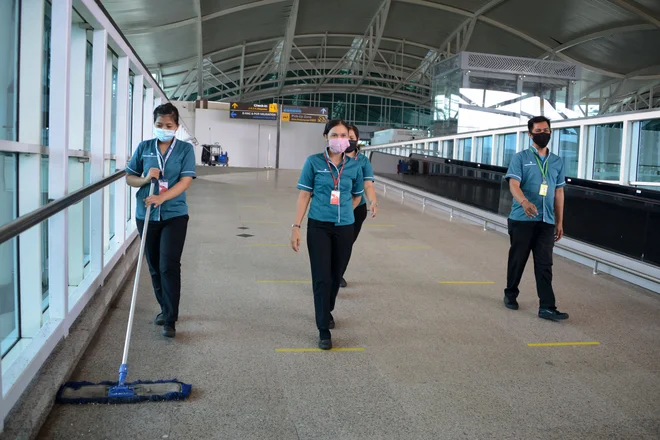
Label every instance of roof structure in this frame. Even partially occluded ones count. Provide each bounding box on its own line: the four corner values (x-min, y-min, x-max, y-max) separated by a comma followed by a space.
101, 0, 660, 112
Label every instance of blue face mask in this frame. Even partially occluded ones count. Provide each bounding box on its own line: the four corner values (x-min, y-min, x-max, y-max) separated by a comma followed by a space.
154, 128, 176, 142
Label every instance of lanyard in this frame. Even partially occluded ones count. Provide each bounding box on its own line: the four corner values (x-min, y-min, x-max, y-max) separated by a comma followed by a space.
324, 153, 346, 190
156, 139, 176, 175
530, 148, 549, 183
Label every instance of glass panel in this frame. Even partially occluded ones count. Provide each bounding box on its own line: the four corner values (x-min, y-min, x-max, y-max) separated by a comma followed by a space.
0, 0, 19, 141
556, 127, 579, 177
461, 138, 472, 161
128, 77, 133, 156
500, 133, 517, 167
84, 41, 93, 151
637, 119, 660, 183
593, 123, 623, 181
41, 156, 49, 312
0, 153, 18, 356
109, 160, 116, 240
42, 1, 51, 146
478, 136, 493, 164
446, 140, 454, 159
83, 161, 91, 267
110, 65, 118, 155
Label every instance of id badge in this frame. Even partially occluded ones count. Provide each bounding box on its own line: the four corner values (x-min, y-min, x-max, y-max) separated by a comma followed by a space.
159, 179, 169, 193
330, 190, 340, 205
539, 183, 548, 196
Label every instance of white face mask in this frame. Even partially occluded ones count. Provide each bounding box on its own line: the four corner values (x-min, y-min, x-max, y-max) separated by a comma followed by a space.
154, 128, 176, 142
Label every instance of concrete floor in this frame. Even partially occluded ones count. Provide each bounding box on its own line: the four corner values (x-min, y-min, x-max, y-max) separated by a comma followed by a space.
39, 168, 660, 439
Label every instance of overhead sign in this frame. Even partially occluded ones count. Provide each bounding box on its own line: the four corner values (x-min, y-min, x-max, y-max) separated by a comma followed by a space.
229, 102, 278, 121
280, 105, 329, 123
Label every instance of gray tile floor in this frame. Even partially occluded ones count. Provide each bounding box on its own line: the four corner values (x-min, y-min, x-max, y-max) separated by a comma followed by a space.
39, 169, 660, 439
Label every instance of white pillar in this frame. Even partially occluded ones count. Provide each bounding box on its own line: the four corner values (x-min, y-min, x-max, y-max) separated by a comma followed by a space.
17, 0, 45, 337
130, 76, 144, 230
143, 87, 154, 141
114, 56, 129, 247
48, 0, 73, 320
67, 25, 87, 287
90, 30, 107, 277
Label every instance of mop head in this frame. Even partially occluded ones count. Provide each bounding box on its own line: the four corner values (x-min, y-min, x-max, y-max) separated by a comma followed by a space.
55, 379, 192, 404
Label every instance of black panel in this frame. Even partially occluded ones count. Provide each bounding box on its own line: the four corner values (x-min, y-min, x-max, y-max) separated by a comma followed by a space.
370, 152, 660, 267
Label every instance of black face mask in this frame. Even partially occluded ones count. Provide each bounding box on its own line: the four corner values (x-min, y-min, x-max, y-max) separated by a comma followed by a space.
346, 140, 358, 153
532, 133, 551, 149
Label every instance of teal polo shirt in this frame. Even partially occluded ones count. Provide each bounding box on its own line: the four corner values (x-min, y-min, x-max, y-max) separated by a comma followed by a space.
505, 148, 566, 225
126, 138, 197, 221
352, 152, 375, 207
297, 150, 365, 226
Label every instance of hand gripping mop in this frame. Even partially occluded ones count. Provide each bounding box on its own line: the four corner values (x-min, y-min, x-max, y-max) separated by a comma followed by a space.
56, 179, 192, 404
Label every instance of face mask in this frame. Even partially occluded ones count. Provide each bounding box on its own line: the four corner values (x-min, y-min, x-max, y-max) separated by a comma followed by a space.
345, 140, 358, 153
532, 133, 551, 149
154, 128, 176, 142
328, 138, 350, 154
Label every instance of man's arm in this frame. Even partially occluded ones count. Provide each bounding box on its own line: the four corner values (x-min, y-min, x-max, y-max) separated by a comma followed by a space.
554, 187, 565, 241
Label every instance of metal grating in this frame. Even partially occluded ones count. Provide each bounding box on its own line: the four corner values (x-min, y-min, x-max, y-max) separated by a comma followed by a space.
462, 52, 580, 80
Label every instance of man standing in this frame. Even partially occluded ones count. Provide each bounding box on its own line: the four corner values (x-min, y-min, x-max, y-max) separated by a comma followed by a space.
503, 116, 569, 321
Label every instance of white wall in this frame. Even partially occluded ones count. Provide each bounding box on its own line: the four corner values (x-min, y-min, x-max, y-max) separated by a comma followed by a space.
194, 108, 326, 170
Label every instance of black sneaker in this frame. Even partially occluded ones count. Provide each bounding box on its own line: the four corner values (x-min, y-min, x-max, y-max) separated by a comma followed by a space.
329, 314, 335, 329
154, 313, 166, 326
503, 297, 519, 310
319, 338, 332, 350
162, 323, 176, 338
340, 278, 347, 288
538, 308, 569, 322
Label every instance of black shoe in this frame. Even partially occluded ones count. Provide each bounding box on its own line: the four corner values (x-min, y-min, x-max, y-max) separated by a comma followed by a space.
340, 278, 347, 288
162, 323, 176, 338
329, 314, 335, 329
319, 338, 332, 350
503, 297, 519, 310
154, 313, 166, 326
538, 308, 569, 321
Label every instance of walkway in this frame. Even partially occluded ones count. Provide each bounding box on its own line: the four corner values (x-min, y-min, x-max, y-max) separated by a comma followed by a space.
39, 168, 660, 439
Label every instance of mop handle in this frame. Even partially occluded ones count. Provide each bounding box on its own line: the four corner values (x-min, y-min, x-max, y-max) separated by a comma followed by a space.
120, 178, 157, 366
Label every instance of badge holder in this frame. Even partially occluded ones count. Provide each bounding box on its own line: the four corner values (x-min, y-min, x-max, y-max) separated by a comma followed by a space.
539, 181, 548, 197
159, 179, 169, 193
330, 190, 340, 205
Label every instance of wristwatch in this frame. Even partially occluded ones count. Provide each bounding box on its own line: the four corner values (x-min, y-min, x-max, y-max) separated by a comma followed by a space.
292, 224, 301, 229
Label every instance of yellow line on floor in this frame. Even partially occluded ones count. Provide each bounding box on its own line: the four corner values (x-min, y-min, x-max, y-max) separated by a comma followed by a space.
247, 244, 288, 247
389, 245, 431, 250
258, 280, 311, 284
275, 348, 365, 353
528, 342, 600, 347
438, 281, 495, 284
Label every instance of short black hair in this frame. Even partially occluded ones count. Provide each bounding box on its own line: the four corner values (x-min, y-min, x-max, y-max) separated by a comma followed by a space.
348, 124, 360, 139
323, 119, 350, 136
528, 116, 551, 133
153, 103, 180, 125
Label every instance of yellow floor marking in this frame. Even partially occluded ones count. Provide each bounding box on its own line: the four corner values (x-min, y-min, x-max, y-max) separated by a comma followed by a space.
275, 348, 365, 353
258, 280, 311, 284
247, 244, 288, 247
438, 281, 495, 285
528, 342, 600, 347
389, 245, 431, 250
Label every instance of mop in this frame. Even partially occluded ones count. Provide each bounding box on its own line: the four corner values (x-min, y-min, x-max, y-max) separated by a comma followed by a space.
56, 179, 192, 404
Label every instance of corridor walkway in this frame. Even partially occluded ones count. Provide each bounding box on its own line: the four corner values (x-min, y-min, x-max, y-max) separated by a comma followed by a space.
39, 168, 660, 439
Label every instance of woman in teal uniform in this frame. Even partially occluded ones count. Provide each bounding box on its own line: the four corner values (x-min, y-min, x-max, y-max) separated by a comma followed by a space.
340, 124, 378, 288
290, 119, 365, 350
126, 103, 196, 339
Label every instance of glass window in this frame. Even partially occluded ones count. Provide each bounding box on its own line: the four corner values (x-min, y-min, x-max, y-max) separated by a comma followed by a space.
593, 123, 623, 181
84, 41, 93, 151
110, 64, 118, 155
461, 138, 472, 161
0, 0, 19, 141
636, 119, 660, 183
42, 1, 52, 146
555, 127, 579, 177
83, 161, 91, 267
445, 140, 454, 158
109, 160, 116, 241
478, 136, 493, 164
128, 76, 134, 155
499, 133, 517, 167
41, 156, 49, 312
0, 153, 19, 356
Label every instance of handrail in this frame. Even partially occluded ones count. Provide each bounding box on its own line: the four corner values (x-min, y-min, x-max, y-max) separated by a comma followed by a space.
0, 170, 127, 245
376, 177, 660, 286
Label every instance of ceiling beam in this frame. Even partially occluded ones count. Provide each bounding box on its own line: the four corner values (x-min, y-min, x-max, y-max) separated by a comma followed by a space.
195, 0, 203, 98
609, 0, 660, 28
354, 0, 392, 90
277, 0, 300, 95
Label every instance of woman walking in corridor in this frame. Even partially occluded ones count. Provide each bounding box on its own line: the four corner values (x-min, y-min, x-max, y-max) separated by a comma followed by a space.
340, 124, 378, 288
126, 103, 196, 339
291, 119, 365, 350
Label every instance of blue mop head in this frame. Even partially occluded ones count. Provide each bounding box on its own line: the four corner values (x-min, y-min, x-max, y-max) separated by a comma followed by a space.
55, 379, 192, 404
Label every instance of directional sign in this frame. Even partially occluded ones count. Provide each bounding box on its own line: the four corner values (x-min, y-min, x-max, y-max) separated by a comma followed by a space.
281, 106, 328, 115
289, 114, 328, 123
281, 112, 291, 122
280, 105, 329, 123
229, 102, 277, 121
